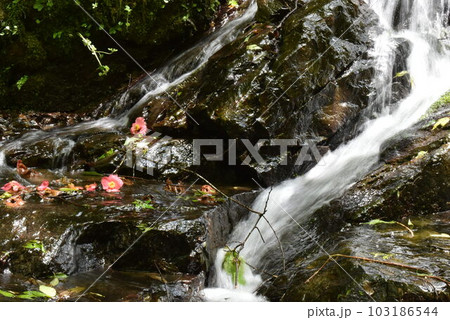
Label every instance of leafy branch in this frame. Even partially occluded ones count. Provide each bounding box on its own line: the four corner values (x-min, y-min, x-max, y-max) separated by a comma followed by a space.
78, 33, 117, 76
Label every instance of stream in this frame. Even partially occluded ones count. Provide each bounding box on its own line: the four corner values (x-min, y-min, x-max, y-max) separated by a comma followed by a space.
0, 0, 449, 302
204, 0, 450, 301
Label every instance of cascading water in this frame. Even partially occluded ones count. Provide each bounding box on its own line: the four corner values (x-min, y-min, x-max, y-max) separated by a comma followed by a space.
204, 0, 450, 301
0, 0, 258, 173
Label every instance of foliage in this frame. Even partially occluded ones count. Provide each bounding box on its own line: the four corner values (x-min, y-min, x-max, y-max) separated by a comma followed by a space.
0, 0, 221, 111
422, 90, 450, 118
133, 199, 155, 210
78, 33, 117, 76
137, 222, 154, 233
222, 249, 246, 286
432, 117, 449, 130
23, 240, 46, 253
16, 75, 28, 90
97, 148, 115, 161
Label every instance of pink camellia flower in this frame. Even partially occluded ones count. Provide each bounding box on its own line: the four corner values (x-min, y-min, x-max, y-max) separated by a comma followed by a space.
101, 175, 123, 193
85, 183, 97, 192
37, 181, 49, 191
1, 181, 26, 193
130, 117, 148, 135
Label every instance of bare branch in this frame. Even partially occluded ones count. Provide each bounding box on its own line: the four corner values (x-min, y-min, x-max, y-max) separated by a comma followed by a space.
305, 254, 448, 285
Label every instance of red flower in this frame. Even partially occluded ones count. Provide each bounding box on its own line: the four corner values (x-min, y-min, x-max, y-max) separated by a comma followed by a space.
130, 117, 147, 135
101, 175, 123, 193
85, 183, 97, 192
1, 181, 26, 193
37, 181, 49, 191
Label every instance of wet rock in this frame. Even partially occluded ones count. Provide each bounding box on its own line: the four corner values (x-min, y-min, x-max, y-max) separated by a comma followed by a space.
257, 101, 450, 301
139, 0, 377, 185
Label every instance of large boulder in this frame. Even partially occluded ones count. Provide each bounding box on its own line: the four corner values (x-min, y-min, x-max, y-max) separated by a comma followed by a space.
134, 0, 380, 185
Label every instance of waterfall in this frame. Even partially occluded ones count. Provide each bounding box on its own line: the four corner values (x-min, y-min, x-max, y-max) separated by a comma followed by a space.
204, 0, 450, 301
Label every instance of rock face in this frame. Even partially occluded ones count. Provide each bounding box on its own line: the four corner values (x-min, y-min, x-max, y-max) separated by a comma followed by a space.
133, 0, 379, 185
258, 102, 450, 301
1, 0, 381, 187
0, 178, 215, 301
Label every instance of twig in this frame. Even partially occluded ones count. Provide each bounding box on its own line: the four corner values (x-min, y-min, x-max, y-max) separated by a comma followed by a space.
180, 168, 287, 273
393, 221, 414, 237
305, 254, 445, 284
235, 188, 274, 250
415, 274, 450, 286
180, 168, 265, 216
277, 0, 299, 29
245, 261, 278, 279
233, 188, 286, 272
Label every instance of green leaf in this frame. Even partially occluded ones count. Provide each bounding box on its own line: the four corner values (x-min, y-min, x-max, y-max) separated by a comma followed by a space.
54, 273, 68, 280
364, 219, 396, 225
0, 192, 12, 199
33, 3, 44, 11
16, 75, 28, 90
23, 240, 46, 253
394, 70, 409, 78
0, 290, 15, 298
39, 285, 56, 297
50, 278, 59, 287
17, 291, 48, 300
222, 251, 246, 286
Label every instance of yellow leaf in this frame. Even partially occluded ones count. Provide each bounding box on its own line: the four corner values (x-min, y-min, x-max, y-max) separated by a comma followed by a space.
432, 117, 450, 130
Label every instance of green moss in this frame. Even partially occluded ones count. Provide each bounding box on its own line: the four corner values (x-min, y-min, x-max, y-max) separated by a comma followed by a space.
421, 90, 450, 119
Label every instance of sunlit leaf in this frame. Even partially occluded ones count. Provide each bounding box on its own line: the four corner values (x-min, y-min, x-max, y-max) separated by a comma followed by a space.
432, 117, 450, 130
364, 219, 396, 225
50, 278, 59, 287
246, 44, 262, 51
394, 70, 409, 78
39, 285, 57, 297
430, 233, 450, 238
222, 251, 246, 286
17, 291, 48, 300
0, 290, 15, 298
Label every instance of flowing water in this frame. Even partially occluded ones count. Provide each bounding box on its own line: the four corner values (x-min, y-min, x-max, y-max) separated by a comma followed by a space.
204, 0, 450, 301
0, 0, 258, 173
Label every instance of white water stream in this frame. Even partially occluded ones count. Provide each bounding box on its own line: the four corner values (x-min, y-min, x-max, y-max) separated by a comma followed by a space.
204, 0, 450, 301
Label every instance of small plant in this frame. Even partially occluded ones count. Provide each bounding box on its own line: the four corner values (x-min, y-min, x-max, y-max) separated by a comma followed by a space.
23, 240, 46, 253
133, 199, 155, 210
124, 5, 132, 29
16, 75, 28, 90
222, 249, 246, 287
136, 222, 154, 233
78, 33, 117, 76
